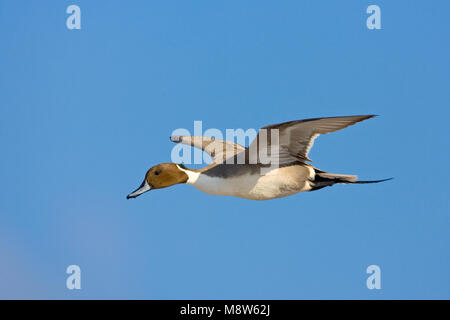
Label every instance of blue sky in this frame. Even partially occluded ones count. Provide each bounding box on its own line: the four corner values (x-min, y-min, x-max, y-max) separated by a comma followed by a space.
0, 0, 449, 299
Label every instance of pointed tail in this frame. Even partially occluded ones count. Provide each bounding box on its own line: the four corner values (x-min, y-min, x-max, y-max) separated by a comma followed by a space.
310, 169, 392, 191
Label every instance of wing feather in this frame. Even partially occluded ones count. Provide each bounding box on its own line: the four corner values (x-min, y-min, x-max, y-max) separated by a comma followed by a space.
249, 115, 375, 164
170, 135, 246, 164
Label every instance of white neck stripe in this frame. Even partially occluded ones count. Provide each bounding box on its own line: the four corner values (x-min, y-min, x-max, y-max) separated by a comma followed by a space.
176, 164, 200, 185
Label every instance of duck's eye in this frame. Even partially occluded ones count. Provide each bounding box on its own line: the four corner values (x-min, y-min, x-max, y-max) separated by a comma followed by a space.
154, 171, 160, 176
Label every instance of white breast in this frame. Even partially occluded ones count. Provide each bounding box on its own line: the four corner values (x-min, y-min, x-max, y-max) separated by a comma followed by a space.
179, 165, 314, 200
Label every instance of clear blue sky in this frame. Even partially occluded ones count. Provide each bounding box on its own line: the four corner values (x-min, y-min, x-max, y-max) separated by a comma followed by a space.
0, 0, 449, 299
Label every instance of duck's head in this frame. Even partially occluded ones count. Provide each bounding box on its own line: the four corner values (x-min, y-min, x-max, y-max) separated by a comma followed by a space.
126, 163, 189, 199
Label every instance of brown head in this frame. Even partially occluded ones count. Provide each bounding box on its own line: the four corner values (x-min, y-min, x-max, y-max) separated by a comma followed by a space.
126, 163, 189, 199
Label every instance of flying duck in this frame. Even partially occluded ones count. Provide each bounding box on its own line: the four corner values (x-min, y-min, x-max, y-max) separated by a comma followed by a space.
127, 115, 391, 200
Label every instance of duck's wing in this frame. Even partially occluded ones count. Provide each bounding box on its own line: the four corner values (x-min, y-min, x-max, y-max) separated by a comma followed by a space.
248, 115, 375, 164
170, 135, 247, 164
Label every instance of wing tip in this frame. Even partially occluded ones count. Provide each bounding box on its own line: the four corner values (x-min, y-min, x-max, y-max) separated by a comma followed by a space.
357, 114, 377, 122
170, 135, 182, 143
351, 114, 378, 120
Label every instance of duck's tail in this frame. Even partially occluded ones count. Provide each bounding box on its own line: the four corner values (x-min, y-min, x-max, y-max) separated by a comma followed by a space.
310, 168, 392, 191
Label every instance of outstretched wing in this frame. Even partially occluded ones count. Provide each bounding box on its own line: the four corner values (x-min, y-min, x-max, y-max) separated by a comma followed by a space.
170, 135, 247, 164
248, 115, 375, 164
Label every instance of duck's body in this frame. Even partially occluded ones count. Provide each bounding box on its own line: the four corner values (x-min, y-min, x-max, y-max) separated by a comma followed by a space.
127, 115, 391, 201
181, 163, 314, 200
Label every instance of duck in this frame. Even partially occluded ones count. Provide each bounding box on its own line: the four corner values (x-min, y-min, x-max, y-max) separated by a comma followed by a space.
126, 115, 391, 201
